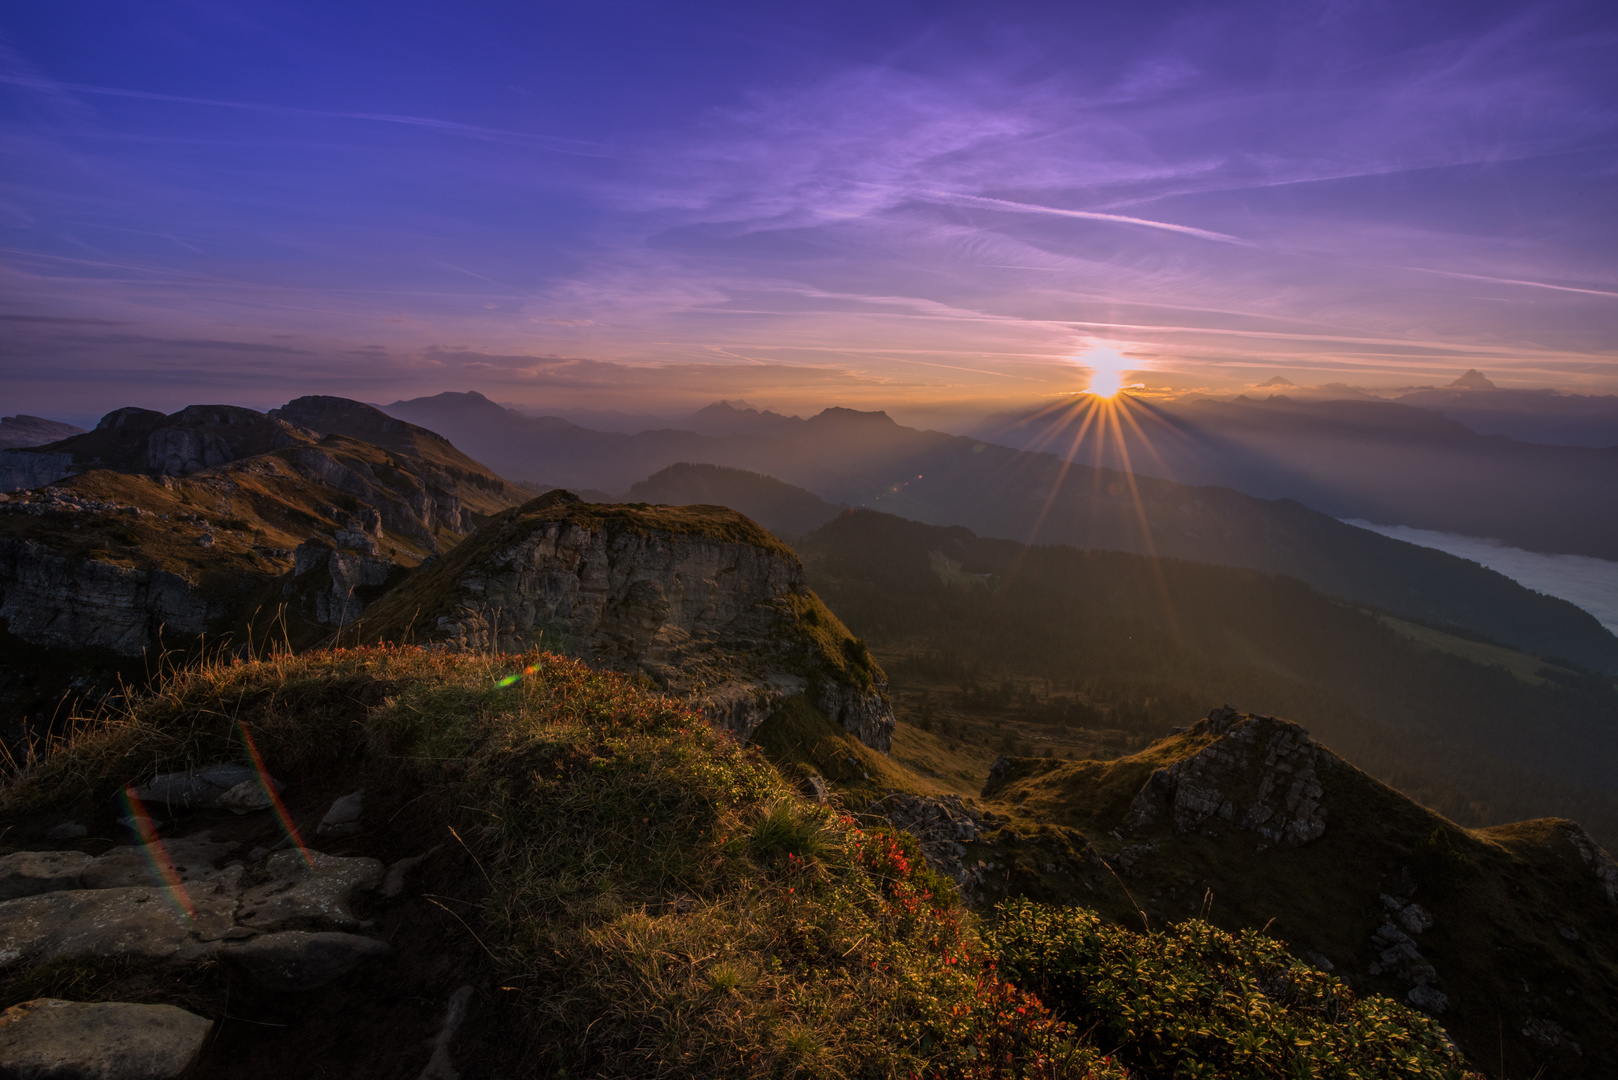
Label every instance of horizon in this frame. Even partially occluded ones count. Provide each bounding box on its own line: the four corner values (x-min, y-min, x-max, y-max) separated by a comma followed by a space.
4, 1, 1618, 421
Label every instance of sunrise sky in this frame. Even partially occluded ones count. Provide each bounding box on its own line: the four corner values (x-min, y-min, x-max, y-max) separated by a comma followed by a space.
3, 0, 1616, 425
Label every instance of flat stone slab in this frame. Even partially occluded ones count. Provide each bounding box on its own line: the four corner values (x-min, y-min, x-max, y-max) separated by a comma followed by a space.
0, 887, 236, 968
236, 850, 382, 930
0, 851, 93, 901
0, 998, 211, 1080
222, 930, 389, 991
82, 834, 240, 891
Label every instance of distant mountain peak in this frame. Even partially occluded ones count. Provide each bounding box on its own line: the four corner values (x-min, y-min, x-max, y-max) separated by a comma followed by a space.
1257, 375, 1295, 387
1449, 369, 1496, 389
810, 406, 898, 428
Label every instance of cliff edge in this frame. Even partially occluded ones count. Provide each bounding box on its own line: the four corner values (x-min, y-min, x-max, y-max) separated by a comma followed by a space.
355, 490, 895, 749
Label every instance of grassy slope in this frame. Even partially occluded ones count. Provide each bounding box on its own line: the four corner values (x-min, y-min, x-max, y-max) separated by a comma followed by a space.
795, 509, 1618, 844
0, 647, 1474, 1079
972, 731, 1618, 1077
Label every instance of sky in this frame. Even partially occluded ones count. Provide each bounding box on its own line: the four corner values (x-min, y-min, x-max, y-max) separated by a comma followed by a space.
3, 0, 1617, 427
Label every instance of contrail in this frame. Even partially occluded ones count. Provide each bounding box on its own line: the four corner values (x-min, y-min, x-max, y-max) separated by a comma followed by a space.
1398, 266, 1618, 300
0, 73, 613, 156
921, 191, 1252, 245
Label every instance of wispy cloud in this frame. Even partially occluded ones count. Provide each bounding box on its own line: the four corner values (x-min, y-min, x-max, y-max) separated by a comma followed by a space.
0, 73, 614, 155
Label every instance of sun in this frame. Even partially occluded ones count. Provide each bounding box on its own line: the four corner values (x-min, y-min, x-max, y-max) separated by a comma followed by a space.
1079, 347, 1131, 398
1087, 367, 1125, 398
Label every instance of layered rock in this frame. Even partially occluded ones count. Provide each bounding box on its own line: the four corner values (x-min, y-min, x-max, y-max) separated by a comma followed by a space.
0, 538, 215, 655
357, 490, 895, 749
0, 450, 74, 492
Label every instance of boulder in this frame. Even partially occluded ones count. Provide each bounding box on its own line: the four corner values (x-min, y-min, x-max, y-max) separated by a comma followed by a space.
0, 851, 92, 901
222, 930, 389, 991
0, 998, 211, 1080
236, 850, 383, 930
128, 764, 274, 811
316, 790, 365, 838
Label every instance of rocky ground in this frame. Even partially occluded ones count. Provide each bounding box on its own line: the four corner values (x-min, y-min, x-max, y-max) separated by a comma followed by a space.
0, 761, 497, 1079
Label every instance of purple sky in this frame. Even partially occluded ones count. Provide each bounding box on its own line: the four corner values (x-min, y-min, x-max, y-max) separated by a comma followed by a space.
3, 0, 1617, 426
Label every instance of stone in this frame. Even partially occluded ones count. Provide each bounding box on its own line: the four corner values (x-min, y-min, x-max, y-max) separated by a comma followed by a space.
46, 823, 89, 841
316, 790, 366, 838
800, 775, 829, 804
129, 764, 260, 810
381, 846, 442, 899
0, 999, 212, 1080
1565, 824, 1618, 906
1396, 903, 1434, 935
222, 930, 389, 991
880, 793, 982, 882
417, 985, 474, 1080
81, 833, 240, 890
214, 778, 277, 813
0, 539, 212, 657
0, 851, 92, 901
0, 887, 237, 967
236, 850, 383, 929
1406, 985, 1449, 1014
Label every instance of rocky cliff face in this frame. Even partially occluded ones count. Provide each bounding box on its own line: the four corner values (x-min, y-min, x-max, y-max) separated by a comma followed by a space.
0, 537, 218, 655
357, 490, 895, 750
0, 401, 528, 730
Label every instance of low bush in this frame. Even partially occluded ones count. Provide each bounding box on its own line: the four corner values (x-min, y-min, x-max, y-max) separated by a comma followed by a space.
983, 899, 1478, 1080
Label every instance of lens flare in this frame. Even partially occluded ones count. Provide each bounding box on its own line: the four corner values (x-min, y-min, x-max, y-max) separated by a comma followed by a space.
117, 787, 196, 919
237, 723, 313, 867
496, 662, 542, 688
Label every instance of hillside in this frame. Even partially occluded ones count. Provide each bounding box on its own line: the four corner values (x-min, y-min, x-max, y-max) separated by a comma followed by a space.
353, 490, 893, 747
0, 648, 1485, 1078
968, 707, 1618, 1075
626, 463, 844, 539
974, 394, 1618, 560
795, 509, 1618, 843
386, 393, 1618, 673
0, 400, 528, 732
0, 415, 84, 450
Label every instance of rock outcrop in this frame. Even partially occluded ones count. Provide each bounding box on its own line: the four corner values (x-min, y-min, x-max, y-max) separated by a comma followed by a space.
0, 398, 526, 692
0, 449, 74, 492
357, 490, 896, 749
0, 537, 216, 655
1121, 707, 1329, 846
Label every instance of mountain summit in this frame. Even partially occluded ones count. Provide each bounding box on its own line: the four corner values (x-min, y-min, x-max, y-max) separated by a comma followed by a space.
1448, 369, 1497, 389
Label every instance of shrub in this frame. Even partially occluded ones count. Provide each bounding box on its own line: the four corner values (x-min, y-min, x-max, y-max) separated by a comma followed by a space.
983, 899, 1480, 1080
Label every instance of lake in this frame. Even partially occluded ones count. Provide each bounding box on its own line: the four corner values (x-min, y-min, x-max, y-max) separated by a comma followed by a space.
1345, 520, 1618, 636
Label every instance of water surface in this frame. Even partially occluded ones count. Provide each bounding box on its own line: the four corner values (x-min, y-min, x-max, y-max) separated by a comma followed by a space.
1344, 520, 1618, 636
